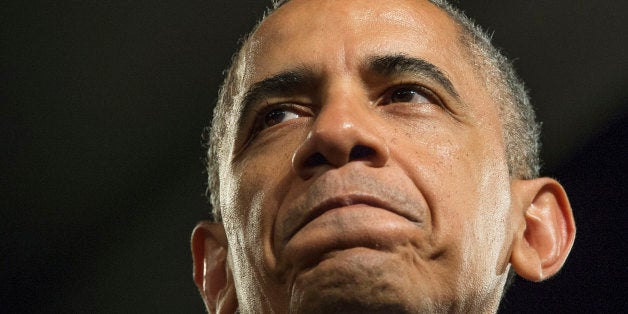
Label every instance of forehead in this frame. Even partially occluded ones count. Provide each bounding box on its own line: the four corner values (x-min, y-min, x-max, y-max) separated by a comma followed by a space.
246, 0, 464, 80
264, 0, 449, 34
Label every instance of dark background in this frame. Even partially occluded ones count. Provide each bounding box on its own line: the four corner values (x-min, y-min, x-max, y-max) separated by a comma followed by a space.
2, 0, 627, 313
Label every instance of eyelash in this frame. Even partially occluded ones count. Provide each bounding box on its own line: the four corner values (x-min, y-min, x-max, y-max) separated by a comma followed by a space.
380, 83, 443, 107
251, 102, 309, 132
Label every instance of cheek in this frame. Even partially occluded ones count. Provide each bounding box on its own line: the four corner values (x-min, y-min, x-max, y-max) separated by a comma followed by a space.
431, 140, 511, 284
219, 162, 291, 309
222, 163, 284, 262
220, 134, 302, 278
219, 167, 267, 273
394, 122, 479, 212
393, 119, 511, 265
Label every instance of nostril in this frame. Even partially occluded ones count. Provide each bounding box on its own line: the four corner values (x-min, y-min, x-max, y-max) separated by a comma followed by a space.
349, 145, 376, 161
303, 152, 328, 168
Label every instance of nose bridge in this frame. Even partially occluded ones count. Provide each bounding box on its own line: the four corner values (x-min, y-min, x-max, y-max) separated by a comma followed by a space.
291, 80, 390, 178
316, 83, 368, 139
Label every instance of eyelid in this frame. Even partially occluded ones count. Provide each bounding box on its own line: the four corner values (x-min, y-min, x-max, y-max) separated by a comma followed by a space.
251, 101, 312, 133
380, 83, 444, 107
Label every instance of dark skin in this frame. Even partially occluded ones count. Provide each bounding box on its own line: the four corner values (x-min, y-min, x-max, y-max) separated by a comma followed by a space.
192, 0, 576, 312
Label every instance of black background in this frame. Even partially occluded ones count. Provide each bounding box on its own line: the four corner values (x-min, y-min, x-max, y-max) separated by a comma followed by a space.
2, 1, 627, 313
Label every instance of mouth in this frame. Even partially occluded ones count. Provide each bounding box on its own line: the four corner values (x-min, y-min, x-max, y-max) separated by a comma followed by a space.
285, 193, 421, 246
274, 166, 427, 271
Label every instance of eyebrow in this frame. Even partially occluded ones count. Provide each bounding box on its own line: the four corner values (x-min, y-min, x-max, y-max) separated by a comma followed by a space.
239, 66, 315, 117
367, 54, 461, 100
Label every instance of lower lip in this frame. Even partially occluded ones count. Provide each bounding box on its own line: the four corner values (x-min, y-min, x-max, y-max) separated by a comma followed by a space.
281, 204, 421, 268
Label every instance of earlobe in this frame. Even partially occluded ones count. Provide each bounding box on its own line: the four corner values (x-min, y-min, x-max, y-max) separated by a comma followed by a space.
191, 221, 238, 313
510, 178, 576, 282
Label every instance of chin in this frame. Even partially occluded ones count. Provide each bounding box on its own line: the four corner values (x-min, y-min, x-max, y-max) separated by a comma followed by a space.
288, 247, 422, 314
292, 299, 415, 314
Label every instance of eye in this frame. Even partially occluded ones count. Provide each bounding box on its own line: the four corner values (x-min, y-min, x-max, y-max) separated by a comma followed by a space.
387, 86, 432, 104
262, 105, 306, 129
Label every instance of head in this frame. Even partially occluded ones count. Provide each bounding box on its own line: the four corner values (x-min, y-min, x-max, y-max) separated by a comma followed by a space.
193, 0, 576, 312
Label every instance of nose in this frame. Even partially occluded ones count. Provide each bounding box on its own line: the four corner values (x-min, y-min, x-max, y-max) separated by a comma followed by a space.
291, 94, 390, 179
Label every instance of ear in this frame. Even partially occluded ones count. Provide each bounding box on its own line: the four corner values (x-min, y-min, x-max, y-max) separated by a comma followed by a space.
509, 178, 576, 282
191, 221, 238, 313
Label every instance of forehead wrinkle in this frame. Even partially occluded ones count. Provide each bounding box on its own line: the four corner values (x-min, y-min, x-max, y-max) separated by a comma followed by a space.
256, 1, 461, 65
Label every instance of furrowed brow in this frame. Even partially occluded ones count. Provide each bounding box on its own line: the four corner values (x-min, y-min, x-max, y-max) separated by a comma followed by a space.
367, 54, 461, 100
240, 67, 315, 117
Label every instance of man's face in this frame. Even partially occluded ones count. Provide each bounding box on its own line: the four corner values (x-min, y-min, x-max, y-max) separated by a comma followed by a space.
219, 0, 517, 312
